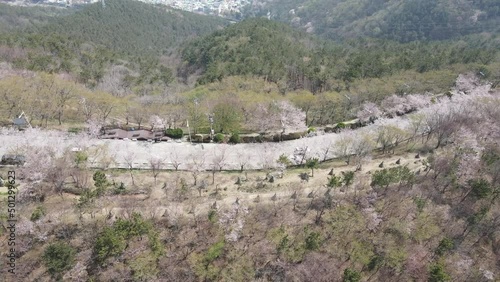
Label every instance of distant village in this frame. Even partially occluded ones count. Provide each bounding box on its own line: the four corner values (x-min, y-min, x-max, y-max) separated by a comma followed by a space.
1, 0, 251, 17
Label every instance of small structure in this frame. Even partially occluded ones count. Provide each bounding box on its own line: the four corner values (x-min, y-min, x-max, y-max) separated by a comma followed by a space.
12, 112, 31, 130
101, 128, 170, 142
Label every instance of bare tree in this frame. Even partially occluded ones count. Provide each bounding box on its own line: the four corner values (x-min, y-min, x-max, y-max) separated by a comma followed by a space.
187, 151, 206, 186
408, 113, 427, 143
170, 151, 182, 171
351, 132, 375, 170
124, 150, 137, 186
236, 150, 251, 172
334, 130, 354, 165
258, 143, 278, 170
46, 152, 73, 197
87, 143, 116, 170
319, 138, 334, 162
210, 145, 228, 185
96, 65, 134, 97
54, 85, 75, 125
424, 102, 460, 148
128, 106, 146, 129
148, 155, 166, 185
375, 121, 408, 154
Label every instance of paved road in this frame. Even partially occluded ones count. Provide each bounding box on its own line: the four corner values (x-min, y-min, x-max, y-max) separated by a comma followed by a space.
0, 122, 387, 170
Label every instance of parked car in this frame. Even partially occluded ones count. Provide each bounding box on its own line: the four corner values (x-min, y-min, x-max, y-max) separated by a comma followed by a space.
1, 154, 26, 166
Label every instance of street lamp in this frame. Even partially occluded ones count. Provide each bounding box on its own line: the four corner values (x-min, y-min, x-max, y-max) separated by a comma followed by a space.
208, 114, 214, 142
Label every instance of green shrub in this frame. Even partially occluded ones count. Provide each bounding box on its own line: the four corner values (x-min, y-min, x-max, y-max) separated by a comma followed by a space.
413, 197, 427, 213
30, 206, 45, 221
469, 178, 491, 199
229, 132, 240, 144
165, 128, 184, 139
93, 171, 108, 196
328, 174, 342, 188
114, 182, 126, 194
42, 242, 76, 278
367, 255, 383, 271
277, 154, 292, 167
371, 166, 414, 189
208, 209, 217, 223
204, 240, 225, 264
343, 171, 355, 187
67, 127, 83, 134
343, 268, 361, 282
308, 127, 316, 133
93, 213, 155, 265
94, 226, 127, 265
93, 171, 107, 188
336, 122, 347, 129
74, 151, 88, 167
304, 230, 321, 251
429, 263, 450, 282
214, 133, 225, 143
435, 237, 454, 256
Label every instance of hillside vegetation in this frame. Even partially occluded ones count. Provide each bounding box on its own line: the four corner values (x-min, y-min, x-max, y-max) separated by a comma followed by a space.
244, 0, 500, 42
0, 3, 73, 31
0, 0, 229, 92
0, 81, 499, 281
181, 18, 499, 94
35, 0, 228, 56
0, 0, 500, 281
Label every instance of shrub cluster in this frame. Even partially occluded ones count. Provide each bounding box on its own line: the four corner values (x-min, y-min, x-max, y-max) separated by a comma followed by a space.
165, 128, 183, 139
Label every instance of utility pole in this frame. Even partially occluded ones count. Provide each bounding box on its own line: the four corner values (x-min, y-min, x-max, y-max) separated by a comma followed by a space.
187, 120, 192, 144
102, 0, 106, 9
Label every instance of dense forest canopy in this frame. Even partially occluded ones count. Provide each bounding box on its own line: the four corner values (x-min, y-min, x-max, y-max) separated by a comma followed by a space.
33, 0, 228, 56
243, 0, 500, 42
0, 3, 73, 31
181, 18, 499, 94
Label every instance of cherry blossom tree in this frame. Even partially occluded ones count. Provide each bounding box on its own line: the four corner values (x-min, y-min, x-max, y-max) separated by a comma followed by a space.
149, 115, 166, 131
405, 94, 431, 112
277, 101, 307, 133
357, 102, 382, 124
381, 94, 409, 118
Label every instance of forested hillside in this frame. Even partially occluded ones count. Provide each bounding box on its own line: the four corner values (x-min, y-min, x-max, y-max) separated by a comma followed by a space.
181, 18, 499, 94
0, 3, 72, 31
243, 0, 500, 42
35, 0, 228, 56
0, 0, 229, 92
1, 1, 500, 281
